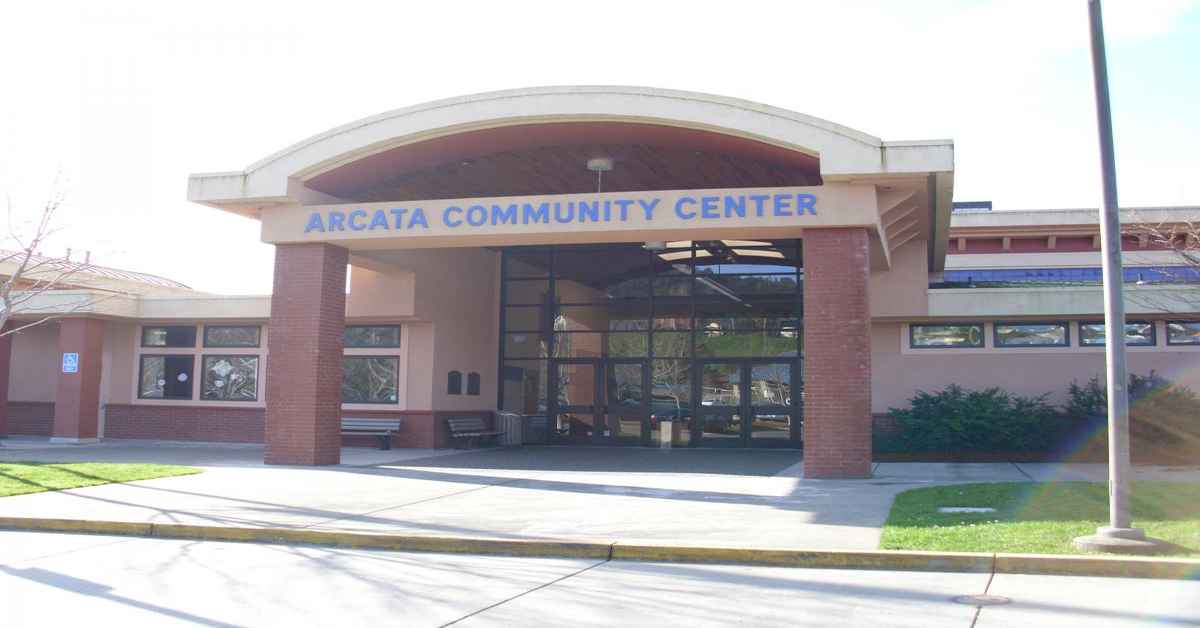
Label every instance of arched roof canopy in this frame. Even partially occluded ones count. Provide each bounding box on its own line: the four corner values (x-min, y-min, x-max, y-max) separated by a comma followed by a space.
188, 86, 953, 216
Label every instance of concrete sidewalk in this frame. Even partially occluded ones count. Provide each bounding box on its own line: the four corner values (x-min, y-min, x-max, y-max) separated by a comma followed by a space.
0, 440, 1196, 551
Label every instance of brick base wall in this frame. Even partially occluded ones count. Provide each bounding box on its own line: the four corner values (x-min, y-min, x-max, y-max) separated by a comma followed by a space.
5, 402, 55, 436
99, 405, 492, 449
104, 404, 266, 443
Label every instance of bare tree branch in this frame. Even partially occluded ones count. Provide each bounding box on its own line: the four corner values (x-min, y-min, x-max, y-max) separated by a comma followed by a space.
1, 185, 111, 336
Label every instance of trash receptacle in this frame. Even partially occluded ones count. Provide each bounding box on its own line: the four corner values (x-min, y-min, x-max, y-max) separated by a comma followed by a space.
497, 412, 523, 446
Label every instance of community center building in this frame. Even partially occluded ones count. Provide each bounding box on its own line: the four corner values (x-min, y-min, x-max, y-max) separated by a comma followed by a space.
2, 86, 1198, 478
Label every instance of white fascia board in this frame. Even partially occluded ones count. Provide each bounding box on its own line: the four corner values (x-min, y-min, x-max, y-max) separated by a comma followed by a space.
950, 206, 1200, 229
928, 285, 1200, 317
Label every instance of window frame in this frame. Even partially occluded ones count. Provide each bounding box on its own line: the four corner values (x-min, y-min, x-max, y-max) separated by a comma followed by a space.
467, 372, 481, 396
199, 354, 261, 402
137, 354, 196, 400
993, 321, 1070, 349
1166, 320, 1200, 346
343, 325, 402, 348
202, 325, 262, 348
140, 325, 198, 349
908, 323, 986, 349
1079, 320, 1157, 347
341, 355, 401, 405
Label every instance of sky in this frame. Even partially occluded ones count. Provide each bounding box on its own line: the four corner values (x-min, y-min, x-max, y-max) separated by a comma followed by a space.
1, 0, 1197, 295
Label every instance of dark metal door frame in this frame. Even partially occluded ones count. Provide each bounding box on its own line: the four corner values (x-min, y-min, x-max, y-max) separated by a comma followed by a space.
693, 358, 801, 448
551, 357, 651, 445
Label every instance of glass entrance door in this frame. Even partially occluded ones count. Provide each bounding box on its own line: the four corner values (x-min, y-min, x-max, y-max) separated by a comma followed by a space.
605, 361, 650, 445
694, 360, 800, 447
747, 361, 797, 447
553, 360, 602, 443
554, 359, 651, 445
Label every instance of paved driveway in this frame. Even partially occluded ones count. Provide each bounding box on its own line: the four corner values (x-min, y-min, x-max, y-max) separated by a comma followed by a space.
0, 440, 1196, 550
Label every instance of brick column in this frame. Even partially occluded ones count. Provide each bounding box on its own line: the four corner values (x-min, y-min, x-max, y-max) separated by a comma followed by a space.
802, 228, 872, 478
52, 318, 106, 442
0, 325, 11, 437
265, 243, 348, 465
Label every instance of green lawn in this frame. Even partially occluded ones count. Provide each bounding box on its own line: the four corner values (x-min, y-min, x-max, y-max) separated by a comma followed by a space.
0, 462, 201, 498
880, 481, 1200, 556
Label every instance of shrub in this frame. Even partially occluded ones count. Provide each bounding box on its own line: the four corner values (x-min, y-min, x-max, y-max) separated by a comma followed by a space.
885, 385, 1065, 453
1065, 371, 1200, 447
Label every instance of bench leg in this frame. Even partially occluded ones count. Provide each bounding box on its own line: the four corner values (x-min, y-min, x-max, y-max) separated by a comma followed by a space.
378, 434, 392, 451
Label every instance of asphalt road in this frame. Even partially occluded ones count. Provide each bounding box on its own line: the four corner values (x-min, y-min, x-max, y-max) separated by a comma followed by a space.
1, 531, 1197, 627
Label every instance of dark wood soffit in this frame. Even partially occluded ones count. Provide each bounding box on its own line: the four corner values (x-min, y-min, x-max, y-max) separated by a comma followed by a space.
306, 122, 822, 202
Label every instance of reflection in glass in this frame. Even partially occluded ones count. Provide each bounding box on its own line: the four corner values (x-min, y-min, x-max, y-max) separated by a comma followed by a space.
504, 306, 544, 332
701, 363, 740, 406
749, 363, 792, 407
607, 363, 644, 443
995, 323, 1068, 347
204, 326, 261, 348
911, 324, 984, 348
505, 333, 548, 359
553, 332, 604, 358
1080, 321, 1156, 346
342, 357, 399, 403
607, 332, 648, 357
502, 360, 548, 413
1167, 321, 1200, 345
651, 331, 690, 357
555, 412, 597, 442
556, 362, 597, 408
201, 356, 259, 401
504, 248, 550, 277
505, 279, 550, 304
696, 331, 798, 358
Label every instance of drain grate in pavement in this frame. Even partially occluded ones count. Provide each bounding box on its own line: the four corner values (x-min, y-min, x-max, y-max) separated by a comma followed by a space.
952, 594, 1011, 606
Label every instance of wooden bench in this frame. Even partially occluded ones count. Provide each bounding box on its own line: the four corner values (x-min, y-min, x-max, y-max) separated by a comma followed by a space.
447, 416, 504, 448
341, 417, 403, 450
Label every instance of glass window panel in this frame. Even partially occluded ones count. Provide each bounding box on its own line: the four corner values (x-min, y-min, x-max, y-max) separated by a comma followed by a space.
504, 306, 544, 332
1167, 321, 1200, 345
1079, 321, 1156, 346
607, 332, 648, 357
342, 357, 399, 404
201, 355, 259, 401
696, 315, 800, 332
910, 324, 984, 348
651, 360, 691, 408
552, 332, 604, 359
504, 248, 550, 277
695, 330, 798, 358
701, 363, 741, 406
344, 325, 401, 348
504, 333, 548, 359
504, 279, 550, 305
652, 331, 691, 357
141, 326, 196, 348
653, 314, 692, 331
557, 304, 649, 332
138, 355, 193, 399
556, 362, 598, 408
749, 363, 792, 407
502, 360, 548, 413
554, 245, 650, 301
203, 325, 261, 348
653, 277, 692, 297
995, 322, 1069, 347
694, 274, 799, 297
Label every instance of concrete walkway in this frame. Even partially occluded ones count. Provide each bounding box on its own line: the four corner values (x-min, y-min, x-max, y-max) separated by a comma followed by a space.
0, 439, 1197, 551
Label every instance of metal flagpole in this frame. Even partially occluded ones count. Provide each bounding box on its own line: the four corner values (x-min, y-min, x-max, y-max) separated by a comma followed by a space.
1073, 0, 1159, 554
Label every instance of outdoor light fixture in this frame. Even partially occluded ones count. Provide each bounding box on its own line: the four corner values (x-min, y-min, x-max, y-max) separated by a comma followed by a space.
586, 156, 614, 192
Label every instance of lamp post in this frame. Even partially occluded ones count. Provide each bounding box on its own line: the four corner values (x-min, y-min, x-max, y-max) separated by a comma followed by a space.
1072, 0, 1161, 554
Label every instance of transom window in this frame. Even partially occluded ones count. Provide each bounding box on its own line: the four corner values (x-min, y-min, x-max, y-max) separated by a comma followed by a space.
141, 326, 197, 348
345, 325, 401, 348
204, 325, 261, 348
1167, 321, 1200, 345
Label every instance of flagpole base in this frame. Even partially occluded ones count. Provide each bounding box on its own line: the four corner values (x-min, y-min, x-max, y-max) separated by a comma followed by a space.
1073, 526, 1167, 554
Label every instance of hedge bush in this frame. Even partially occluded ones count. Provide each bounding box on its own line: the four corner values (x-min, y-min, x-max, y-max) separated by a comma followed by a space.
883, 385, 1066, 453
